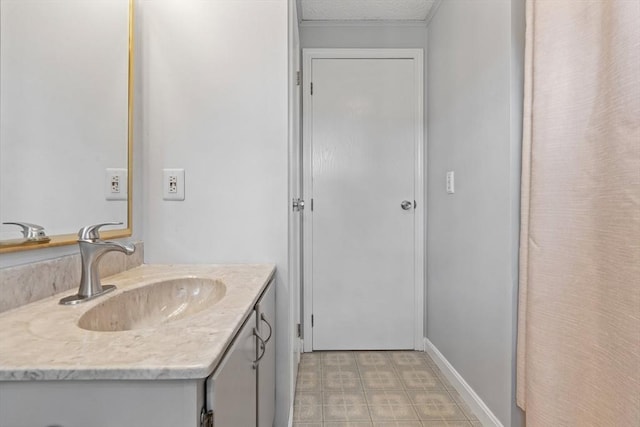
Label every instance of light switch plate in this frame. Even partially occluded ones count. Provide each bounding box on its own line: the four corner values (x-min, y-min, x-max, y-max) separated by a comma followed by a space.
105, 168, 127, 200
446, 171, 455, 194
163, 168, 185, 201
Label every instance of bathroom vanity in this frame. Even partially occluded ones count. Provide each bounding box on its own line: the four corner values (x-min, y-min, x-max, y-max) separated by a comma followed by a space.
0, 264, 276, 427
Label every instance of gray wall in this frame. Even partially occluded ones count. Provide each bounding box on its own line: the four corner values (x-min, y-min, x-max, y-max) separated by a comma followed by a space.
300, 23, 426, 49
138, 1, 291, 425
426, 1, 524, 426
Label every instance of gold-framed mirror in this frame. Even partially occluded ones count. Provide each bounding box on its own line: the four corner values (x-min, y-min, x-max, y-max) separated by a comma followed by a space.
0, 0, 134, 253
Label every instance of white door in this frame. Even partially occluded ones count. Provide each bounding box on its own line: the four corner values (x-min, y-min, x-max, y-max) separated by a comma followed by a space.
305, 52, 423, 350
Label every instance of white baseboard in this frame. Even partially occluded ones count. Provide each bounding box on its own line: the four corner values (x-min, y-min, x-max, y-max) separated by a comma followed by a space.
424, 338, 503, 427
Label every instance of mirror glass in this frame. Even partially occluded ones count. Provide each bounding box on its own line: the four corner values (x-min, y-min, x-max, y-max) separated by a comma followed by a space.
0, 0, 132, 250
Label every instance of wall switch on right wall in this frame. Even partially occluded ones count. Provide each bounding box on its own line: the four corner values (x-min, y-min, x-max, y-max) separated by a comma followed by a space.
446, 171, 455, 194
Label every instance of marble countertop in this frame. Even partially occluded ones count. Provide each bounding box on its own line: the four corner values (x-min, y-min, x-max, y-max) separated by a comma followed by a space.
0, 264, 275, 381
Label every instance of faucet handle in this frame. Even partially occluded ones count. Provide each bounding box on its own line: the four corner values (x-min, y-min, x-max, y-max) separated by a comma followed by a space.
78, 222, 123, 242
3, 222, 50, 241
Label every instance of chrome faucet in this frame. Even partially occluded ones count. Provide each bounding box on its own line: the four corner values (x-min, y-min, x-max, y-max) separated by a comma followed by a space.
59, 222, 135, 305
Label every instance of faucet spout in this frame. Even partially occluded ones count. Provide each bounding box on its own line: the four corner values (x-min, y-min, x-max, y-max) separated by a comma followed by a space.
59, 223, 136, 305
97, 240, 136, 256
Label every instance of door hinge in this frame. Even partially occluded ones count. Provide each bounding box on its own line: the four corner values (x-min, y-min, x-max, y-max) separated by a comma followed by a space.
311, 314, 314, 327
296, 71, 301, 86
297, 323, 301, 337
292, 198, 305, 212
310, 82, 314, 95
200, 408, 214, 427
311, 198, 314, 211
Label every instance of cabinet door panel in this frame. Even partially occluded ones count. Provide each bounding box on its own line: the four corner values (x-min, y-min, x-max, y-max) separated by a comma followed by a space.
207, 310, 257, 427
256, 282, 276, 427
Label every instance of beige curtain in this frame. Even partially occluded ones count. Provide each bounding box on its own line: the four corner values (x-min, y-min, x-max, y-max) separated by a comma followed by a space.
517, 0, 640, 426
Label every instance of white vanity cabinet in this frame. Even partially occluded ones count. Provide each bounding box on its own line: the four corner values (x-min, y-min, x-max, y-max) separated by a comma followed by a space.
0, 276, 276, 427
204, 279, 276, 427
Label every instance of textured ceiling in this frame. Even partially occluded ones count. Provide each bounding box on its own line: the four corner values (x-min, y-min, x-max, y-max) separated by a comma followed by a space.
300, 0, 437, 21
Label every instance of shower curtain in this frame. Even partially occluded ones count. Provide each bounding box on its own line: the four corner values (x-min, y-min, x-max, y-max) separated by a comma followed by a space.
516, 0, 639, 426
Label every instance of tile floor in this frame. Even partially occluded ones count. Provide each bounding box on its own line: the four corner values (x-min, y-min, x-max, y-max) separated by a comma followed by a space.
293, 351, 482, 427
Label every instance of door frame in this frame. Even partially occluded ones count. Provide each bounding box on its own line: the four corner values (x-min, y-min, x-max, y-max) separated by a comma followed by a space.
287, 0, 302, 423
302, 48, 425, 352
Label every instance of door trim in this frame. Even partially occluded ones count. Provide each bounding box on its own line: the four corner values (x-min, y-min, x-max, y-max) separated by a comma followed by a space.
302, 48, 425, 352
287, 1, 301, 423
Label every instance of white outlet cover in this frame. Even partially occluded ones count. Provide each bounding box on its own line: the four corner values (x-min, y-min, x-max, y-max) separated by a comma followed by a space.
163, 168, 185, 201
105, 168, 127, 200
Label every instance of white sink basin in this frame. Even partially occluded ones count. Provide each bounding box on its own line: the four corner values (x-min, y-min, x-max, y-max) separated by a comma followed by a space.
77, 277, 226, 332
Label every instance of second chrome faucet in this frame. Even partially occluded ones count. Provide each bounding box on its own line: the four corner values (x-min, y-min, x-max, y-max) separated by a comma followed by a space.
59, 222, 135, 305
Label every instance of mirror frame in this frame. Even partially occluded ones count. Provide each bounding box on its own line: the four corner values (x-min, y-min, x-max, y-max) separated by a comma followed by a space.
0, 0, 134, 254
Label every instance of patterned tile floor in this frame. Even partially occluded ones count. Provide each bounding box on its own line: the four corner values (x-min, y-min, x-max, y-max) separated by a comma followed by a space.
293, 351, 483, 427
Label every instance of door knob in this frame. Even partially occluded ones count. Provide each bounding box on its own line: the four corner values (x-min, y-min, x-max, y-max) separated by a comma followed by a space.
401, 200, 413, 210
